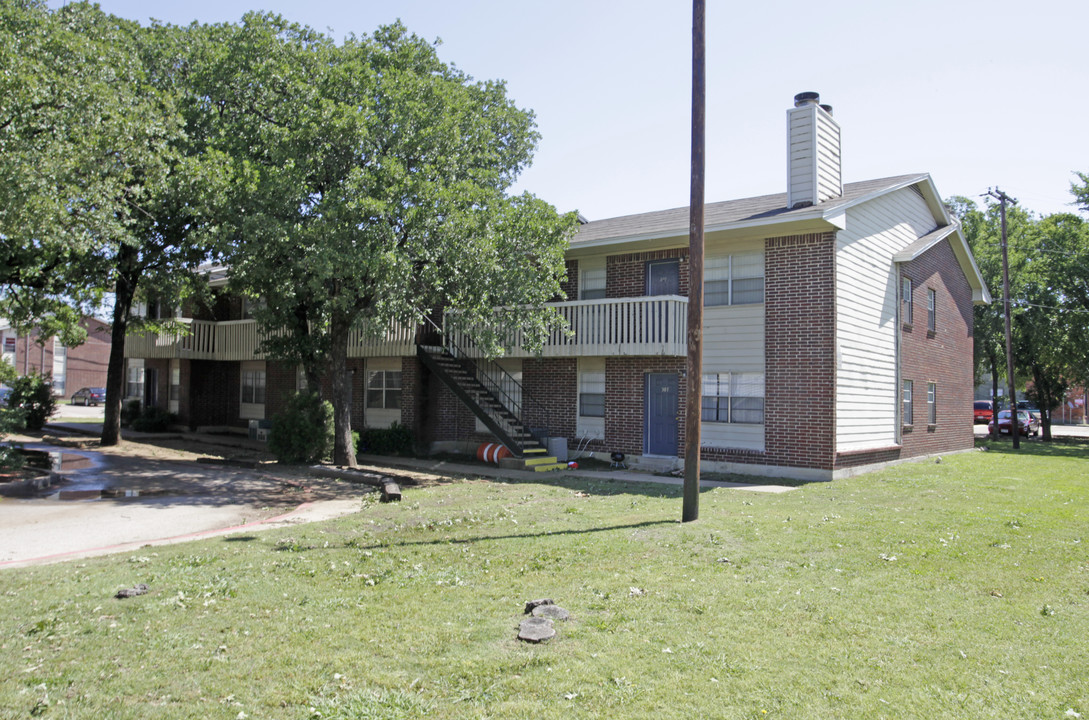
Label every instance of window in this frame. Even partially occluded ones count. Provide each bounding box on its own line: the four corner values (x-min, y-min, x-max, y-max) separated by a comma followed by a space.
52, 342, 66, 395
927, 382, 936, 425
241, 367, 266, 404
242, 296, 266, 320
579, 369, 605, 417
902, 278, 913, 325
366, 370, 401, 410
126, 360, 144, 399
903, 380, 913, 425
927, 289, 936, 332
169, 363, 181, 402
580, 263, 606, 300
702, 373, 765, 424
705, 252, 765, 306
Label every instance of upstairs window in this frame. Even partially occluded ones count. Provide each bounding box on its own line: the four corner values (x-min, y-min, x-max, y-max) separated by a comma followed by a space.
705, 252, 765, 306
927, 289, 936, 332
579, 262, 607, 300
902, 278, 913, 325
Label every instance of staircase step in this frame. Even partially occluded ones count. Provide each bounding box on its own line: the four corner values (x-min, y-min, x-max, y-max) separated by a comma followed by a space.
523, 455, 559, 467
531, 462, 569, 472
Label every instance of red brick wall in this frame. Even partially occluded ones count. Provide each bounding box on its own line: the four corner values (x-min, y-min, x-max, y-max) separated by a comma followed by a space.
522, 358, 577, 440
896, 238, 975, 458
607, 248, 690, 299
605, 356, 686, 456
188, 360, 241, 428
764, 232, 837, 471
9, 318, 111, 394
265, 361, 297, 420
560, 259, 578, 301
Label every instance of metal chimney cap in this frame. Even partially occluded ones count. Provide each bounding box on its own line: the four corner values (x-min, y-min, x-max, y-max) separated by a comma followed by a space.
820, 104, 833, 115
794, 91, 820, 107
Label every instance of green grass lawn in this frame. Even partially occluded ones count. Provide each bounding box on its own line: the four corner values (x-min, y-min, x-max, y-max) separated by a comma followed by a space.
1, 440, 1087, 719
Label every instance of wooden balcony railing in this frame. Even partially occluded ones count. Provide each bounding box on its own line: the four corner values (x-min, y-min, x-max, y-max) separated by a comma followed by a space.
124, 319, 415, 361
446, 295, 688, 358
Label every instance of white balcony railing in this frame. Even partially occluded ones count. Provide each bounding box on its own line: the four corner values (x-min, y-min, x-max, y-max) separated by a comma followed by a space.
447, 295, 688, 358
124, 297, 689, 362
124, 319, 415, 361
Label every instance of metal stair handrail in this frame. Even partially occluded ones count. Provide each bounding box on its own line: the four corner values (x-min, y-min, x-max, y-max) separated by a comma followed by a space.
420, 313, 550, 447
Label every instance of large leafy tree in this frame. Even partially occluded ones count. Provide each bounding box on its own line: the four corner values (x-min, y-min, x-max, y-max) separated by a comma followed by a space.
953, 193, 1089, 441
198, 16, 576, 466
1, 3, 231, 445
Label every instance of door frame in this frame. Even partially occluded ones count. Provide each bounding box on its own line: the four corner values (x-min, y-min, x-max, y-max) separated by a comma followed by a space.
644, 372, 679, 456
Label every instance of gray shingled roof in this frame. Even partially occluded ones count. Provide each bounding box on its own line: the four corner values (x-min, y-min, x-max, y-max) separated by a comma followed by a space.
571, 173, 928, 246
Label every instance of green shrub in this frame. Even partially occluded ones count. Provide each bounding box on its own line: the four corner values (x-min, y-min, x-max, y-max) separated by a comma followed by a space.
121, 399, 142, 428
358, 422, 413, 457
8, 373, 57, 431
131, 406, 176, 432
269, 392, 333, 464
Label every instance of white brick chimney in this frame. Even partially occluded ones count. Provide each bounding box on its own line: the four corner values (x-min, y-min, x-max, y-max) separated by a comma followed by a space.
786, 92, 842, 209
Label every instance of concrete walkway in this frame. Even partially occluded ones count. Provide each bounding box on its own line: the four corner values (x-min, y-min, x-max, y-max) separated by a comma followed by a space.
0, 422, 794, 569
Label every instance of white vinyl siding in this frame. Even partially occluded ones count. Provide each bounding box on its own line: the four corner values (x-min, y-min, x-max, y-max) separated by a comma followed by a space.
365, 358, 402, 429
787, 103, 842, 208
836, 186, 937, 451
576, 357, 605, 441
700, 240, 765, 450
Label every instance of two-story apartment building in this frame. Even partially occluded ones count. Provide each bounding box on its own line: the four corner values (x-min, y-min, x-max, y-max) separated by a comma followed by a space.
1, 317, 111, 398
125, 93, 990, 480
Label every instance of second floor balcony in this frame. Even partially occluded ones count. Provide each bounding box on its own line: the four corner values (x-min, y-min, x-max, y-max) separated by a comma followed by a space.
124, 296, 689, 362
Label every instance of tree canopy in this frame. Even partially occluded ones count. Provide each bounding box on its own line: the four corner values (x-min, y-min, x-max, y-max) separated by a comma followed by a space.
195, 15, 576, 465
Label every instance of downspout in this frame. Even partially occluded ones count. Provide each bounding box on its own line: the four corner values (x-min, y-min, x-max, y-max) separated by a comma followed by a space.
894, 263, 902, 445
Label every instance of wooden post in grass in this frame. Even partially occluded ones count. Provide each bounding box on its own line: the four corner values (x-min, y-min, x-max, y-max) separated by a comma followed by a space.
683, 0, 706, 523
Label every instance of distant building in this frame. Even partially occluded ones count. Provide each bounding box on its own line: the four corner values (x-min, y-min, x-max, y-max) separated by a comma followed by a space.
0, 318, 112, 398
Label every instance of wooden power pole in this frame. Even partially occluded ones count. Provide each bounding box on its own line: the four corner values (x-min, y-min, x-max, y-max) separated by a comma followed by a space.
683, 0, 705, 522
987, 187, 1019, 449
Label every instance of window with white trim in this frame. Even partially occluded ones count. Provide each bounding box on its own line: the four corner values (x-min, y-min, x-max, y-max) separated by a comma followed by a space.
579, 261, 606, 300
705, 251, 765, 306
927, 382, 936, 425
579, 368, 605, 417
903, 380, 913, 425
126, 359, 144, 399
366, 370, 401, 410
702, 372, 765, 424
902, 277, 913, 325
52, 342, 67, 395
927, 288, 936, 332
241, 366, 266, 404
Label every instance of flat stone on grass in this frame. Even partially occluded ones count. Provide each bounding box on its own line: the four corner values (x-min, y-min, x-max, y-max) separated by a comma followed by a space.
518, 616, 556, 643
531, 604, 570, 621
524, 598, 553, 614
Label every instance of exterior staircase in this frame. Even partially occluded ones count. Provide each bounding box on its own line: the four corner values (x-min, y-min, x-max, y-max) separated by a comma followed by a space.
417, 345, 560, 468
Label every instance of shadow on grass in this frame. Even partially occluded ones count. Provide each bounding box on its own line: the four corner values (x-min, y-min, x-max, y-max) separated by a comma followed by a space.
976, 435, 1089, 460
263, 518, 678, 553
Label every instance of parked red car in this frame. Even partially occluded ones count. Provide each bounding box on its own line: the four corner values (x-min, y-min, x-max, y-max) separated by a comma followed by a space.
988, 410, 1038, 437
973, 400, 995, 424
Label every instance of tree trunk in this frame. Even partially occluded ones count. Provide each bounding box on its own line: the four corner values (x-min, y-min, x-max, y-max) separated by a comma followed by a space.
1033, 366, 1053, 442
329, 315, 356, 467
101, 260, 138, 446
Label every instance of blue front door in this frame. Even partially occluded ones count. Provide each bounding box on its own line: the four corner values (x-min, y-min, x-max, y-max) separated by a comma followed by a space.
645, 373, 679, 456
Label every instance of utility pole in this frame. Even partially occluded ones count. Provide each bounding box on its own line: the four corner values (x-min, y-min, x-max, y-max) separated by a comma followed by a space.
683, 0, 705, 523
987, 188, 1019, 449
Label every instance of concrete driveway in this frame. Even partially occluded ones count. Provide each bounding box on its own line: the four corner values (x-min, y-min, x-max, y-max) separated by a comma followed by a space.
0, 440, 372, 569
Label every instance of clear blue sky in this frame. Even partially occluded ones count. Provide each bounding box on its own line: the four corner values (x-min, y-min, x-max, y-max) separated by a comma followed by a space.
55, 0, 1089, 221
